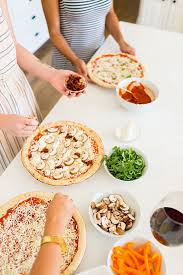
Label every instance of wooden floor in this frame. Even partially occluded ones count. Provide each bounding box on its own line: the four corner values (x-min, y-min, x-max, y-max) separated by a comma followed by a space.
28, 0, 140, 118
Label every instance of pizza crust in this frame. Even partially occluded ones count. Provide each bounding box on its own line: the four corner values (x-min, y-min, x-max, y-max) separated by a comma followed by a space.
21, 121, 104, 186
0, 191, 86, 275
87, 53, 145, 89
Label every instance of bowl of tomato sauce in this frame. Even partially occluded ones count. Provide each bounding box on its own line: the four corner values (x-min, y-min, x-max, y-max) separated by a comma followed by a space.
116, 78, 159, 111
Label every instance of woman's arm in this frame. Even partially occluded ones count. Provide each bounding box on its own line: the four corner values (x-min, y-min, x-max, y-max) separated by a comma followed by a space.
0, 0, 82, 97
30, 193, 74, 275
41, 0, 87, 77
106, 2, 135, 55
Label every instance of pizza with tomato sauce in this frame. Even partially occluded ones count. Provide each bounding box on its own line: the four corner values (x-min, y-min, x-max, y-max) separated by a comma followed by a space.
21, 121, 104, 186
0, 192, 86, 275
87, 53, 144, 88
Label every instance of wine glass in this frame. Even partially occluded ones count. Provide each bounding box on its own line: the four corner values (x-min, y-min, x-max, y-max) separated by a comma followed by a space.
150, 191, 183, 246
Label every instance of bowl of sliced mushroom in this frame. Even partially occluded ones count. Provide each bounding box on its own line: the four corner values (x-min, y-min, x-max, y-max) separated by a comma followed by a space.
89, 192, 140, 238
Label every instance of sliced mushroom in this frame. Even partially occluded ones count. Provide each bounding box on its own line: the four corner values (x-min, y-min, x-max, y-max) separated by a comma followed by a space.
68, 128, 77, 136
109, 195, 117, 203
73, 152, 80, 159
115, 195, 125, 206
96, 212, 101, 220
109, 224, 117, 233
101, 216, 111, 228
73, 141, 83, 148
126, 222, 133, 230
103, 197, 110, 205
45, 135, 55, 144
47, 159, 55, 170
99, 206, 108, 214
70, 166, 79, 174
93, 213, 101, 225
36, 161, 45, 170
116, 227, 125, 235
55, 159, 63, 168
44, 169, 51, 177
41, 152, 49, 160
111, 214, 120, 225
30, 144, 39, 152
108, 202, 116, 209
53, 170, 64, 180
91, 202, 96, 209
64, 139, 71, 148
118, 222, 126, 231
96, 202, 105, 210
106, 211, 111, 220
128, 214, 135, 221
48, 127, 58, 133
64, 157, 74, 166
49, 148, 57, 156
81, 151, 89, 161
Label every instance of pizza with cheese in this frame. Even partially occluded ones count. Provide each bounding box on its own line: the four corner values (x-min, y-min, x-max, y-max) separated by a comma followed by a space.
21, 121, 104, 186
0, 192, 86, 275
87, 53, 144, 88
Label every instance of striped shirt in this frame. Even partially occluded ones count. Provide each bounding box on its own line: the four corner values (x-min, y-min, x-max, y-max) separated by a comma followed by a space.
52, 0, 112, 70
0, 7, 42, 175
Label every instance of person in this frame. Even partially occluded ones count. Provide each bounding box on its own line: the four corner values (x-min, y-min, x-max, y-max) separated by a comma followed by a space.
0, 0, 82, 175
42, 0, 135, 78
30, 193, 74, 275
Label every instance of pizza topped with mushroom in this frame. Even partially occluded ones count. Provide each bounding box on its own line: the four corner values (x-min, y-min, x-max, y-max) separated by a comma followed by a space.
21, 121, 104, 186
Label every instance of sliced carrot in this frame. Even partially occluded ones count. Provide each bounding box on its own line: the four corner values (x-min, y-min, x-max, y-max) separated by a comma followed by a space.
111, 241, 162, 275
144, 247, 151, 275
123, 266, 143, 275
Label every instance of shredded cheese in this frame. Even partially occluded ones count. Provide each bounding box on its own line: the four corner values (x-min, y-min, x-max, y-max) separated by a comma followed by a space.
0, 199, 78, 274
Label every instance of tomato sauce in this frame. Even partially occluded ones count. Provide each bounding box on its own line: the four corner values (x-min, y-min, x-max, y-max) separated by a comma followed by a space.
0, 197, 47, 225
119, 81, 152, 104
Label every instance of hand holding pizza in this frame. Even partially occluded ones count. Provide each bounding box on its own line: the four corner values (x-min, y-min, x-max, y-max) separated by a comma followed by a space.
44, 193, 74, 236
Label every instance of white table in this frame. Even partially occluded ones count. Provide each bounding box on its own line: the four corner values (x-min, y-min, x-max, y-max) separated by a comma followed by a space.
1, 22, 183, 275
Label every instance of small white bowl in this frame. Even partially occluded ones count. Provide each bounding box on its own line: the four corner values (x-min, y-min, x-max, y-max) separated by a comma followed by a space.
116, 77, 159, 111
104, 147, 148, 183
107, 235, 166, 274
89, 191, 140, 238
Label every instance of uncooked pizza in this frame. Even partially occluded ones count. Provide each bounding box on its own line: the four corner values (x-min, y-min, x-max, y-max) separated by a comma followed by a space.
21, 121, 104, 186
0, 192, 86, 275
87, 53, 144, 88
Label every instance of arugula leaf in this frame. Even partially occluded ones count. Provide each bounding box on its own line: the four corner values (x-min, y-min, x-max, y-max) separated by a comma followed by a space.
105, 147, 145, 181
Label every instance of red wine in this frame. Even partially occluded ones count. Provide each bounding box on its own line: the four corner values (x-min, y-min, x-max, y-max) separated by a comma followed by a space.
150, 207, 183, 246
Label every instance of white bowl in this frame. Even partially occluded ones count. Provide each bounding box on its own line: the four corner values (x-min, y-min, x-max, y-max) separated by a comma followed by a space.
107, 235, 166, 274
104, 147, 148, 183
89, 191, 140, 238
116, 77, 159, 111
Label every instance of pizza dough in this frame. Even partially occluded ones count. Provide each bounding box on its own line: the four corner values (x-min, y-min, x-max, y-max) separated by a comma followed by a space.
0, 191, 86, 275
87, 53, 144, 89
21, 121, 104, 186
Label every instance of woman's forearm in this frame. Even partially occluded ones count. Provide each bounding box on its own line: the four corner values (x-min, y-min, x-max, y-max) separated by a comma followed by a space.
106, 8, 125, 45
50, 31, 78, 65
0, 114, 8, 129
30, 243, 61, 275
16, 43, 56, 82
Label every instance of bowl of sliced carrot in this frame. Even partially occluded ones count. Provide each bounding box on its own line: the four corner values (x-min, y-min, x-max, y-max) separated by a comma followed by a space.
107, 235, 166, 275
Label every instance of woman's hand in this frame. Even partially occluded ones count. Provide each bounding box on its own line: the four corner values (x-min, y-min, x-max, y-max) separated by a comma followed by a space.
48, 69, 84, 97
74, 58, 88, 79
119, 41, 136, 56
0, 114, 38, 137
44, 193, 74, 236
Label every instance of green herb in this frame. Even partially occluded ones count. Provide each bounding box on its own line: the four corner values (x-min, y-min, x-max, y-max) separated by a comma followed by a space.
105, 147, 145, 181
